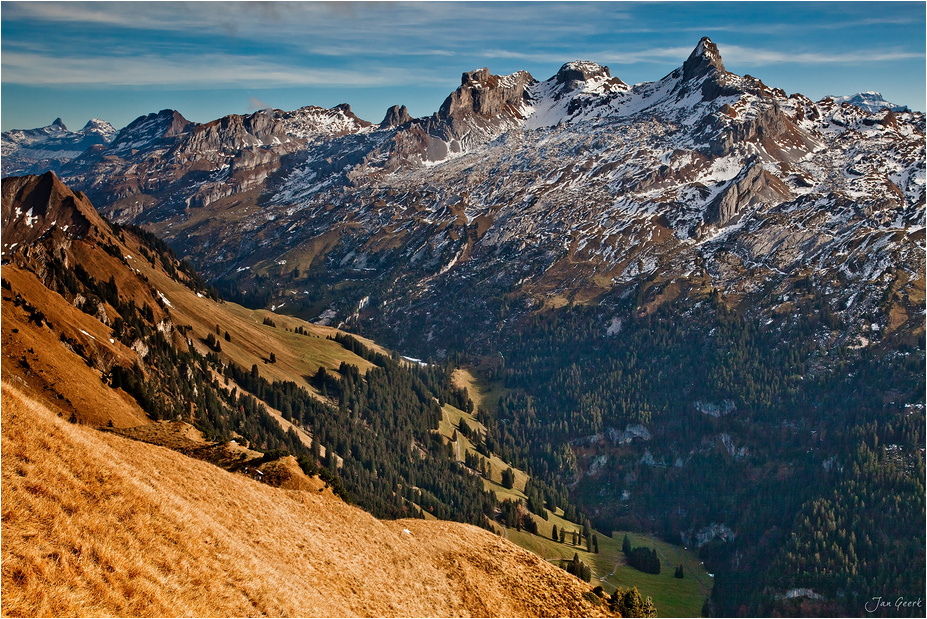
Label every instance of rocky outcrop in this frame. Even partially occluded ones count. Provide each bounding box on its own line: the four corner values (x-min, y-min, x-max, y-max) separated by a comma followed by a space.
429, 68, 535, 142
438, 68, 535, 120
704, 158, 792, 227
705, 101, 816, 160
179, 109, 288, 153
380, 105, 413, 128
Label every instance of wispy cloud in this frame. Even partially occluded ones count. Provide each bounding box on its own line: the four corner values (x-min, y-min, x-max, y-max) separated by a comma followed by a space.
0, 51, 448, 88
719, 44, 925, 66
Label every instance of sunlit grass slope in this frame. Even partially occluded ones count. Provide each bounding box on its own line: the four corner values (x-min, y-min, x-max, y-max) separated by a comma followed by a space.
0, 380, 611, 618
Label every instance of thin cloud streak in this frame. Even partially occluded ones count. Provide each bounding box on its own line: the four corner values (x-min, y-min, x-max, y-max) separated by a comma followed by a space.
720, 44, 924, 66
1, 51, 450, 88
4, 1, 630, 55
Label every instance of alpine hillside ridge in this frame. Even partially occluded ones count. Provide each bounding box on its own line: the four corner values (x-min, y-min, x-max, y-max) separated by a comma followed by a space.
0, 174, 617, 617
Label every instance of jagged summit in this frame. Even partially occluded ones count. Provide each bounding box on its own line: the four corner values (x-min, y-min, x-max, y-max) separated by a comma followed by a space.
51, 118, 68, 131
682, 36, 726, 81
380, 104, 413, 128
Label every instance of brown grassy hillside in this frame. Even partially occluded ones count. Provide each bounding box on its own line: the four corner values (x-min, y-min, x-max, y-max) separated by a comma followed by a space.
1, 380, 611, 618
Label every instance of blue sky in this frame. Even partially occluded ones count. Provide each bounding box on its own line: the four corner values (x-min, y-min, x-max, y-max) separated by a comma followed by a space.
2, 1, 925, 131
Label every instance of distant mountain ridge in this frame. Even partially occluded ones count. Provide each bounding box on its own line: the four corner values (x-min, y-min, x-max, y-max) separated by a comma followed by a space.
1, 118, 116, 177
825, 91, 909, 113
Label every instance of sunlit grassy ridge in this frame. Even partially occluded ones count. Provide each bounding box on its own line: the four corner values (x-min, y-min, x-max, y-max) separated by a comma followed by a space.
1, 380, 611, 618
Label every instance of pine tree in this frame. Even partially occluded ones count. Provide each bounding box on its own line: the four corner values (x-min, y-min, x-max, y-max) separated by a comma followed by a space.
501, 467, 515, 489
623, 533, 632, 555
593, 534, 599, 553
675, 564, 684, 579
552, 524, 559, 541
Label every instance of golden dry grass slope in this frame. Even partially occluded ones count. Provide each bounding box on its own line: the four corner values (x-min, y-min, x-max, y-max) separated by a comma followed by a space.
1, 380, 611, 618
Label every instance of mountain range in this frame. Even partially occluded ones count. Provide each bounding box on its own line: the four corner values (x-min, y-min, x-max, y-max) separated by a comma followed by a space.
3, 38, 922, 358
2, 37, 924, 617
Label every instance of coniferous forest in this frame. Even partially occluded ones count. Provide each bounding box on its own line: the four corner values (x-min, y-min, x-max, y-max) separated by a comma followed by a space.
474, 286, 925, 617
22, 229, 506, 531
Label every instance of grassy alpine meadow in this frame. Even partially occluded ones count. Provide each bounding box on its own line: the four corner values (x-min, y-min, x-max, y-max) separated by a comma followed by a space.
505, 518, 712, 617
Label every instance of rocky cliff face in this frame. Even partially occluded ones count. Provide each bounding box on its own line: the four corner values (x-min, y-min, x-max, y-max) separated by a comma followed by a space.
4, 38, 923, 355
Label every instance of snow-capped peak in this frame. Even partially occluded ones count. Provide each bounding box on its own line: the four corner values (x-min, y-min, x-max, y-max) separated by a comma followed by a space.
825, 91, 909, 113
556, 61, 612, 85
80, 119, 117, 140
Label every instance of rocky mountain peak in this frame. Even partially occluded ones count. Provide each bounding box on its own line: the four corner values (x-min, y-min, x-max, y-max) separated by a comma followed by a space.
51, 118, 68, 131
80, 119, 117, 140
462, 67, 490, 86
682, 36, 726, 82
1, 171, 107, 249
380, 104, 413, 128
438, 68, 535, 120
332, 103, 371, 128
108, 109, 191, 154
556, 61, 611, 85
